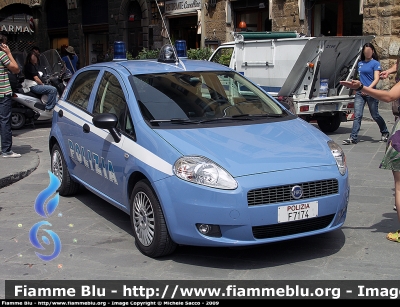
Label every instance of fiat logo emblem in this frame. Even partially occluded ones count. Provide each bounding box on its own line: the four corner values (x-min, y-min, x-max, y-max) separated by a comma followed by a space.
291, 185, 303, 199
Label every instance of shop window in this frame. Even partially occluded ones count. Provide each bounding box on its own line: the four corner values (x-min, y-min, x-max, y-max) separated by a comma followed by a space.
89, 34, 108, 64
169, 16, 199, 50
311, 0, 362, 36
235, 10, 270, 32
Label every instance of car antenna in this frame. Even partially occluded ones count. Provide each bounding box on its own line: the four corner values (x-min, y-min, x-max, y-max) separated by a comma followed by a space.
155, 0, 185, 68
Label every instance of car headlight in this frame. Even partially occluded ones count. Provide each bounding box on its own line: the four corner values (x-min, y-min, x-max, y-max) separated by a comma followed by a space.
328, 140, 347, 176
173, 156, 238, 190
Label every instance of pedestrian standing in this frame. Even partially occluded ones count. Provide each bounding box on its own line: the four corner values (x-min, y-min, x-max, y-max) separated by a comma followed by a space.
0, 34, 22, 158
343, 43, 390, 145
340, 78, 400, 242
61, 46, 78, 75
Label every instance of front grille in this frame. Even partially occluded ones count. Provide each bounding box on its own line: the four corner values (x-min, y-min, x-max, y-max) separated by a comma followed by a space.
248, 179, 338, 206
252, 214, 335, 239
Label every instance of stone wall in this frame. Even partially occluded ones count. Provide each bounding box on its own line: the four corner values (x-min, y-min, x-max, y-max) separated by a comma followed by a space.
272, 0, 307, 34
203, 0, 229, 44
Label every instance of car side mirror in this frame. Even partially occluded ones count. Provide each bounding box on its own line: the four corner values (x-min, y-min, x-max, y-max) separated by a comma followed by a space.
92, 113, 121, 143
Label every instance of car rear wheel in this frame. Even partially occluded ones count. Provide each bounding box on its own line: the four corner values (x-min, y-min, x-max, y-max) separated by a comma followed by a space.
51, 143, 80, 196
130, 180, 177, 258
11, 112, 25, 130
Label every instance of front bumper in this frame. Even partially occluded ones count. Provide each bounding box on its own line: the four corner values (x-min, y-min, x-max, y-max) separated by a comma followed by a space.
154, 164, 349, 247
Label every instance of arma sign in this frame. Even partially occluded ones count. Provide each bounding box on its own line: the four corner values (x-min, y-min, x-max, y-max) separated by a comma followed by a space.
0, 14, 35, 34
165, 0, 202, 14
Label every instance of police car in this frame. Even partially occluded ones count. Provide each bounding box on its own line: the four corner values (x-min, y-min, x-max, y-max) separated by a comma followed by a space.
49, 42, 349, 258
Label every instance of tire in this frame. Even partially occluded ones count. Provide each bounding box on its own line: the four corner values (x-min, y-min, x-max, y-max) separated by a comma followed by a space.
130, 180, 177, 258
51, 143, 80, 196
11, 112, 25, 130
317, 115, 341, 133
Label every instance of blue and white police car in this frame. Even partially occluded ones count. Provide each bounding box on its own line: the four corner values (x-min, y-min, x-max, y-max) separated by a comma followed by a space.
49, 43, 349, 258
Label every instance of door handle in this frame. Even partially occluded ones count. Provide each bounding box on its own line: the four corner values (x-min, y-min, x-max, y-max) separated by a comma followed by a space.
83, 123, 90, 133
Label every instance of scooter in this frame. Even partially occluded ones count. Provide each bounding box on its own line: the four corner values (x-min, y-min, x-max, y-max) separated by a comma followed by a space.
9, 70, 39, 129
10, 49, 69, 129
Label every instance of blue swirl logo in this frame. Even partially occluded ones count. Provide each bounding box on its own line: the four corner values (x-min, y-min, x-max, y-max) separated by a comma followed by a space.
29, 171, 62, 261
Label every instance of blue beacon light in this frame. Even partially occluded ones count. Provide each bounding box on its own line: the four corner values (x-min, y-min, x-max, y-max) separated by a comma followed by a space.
175, 40, 187, 58
113, 41, 127, 61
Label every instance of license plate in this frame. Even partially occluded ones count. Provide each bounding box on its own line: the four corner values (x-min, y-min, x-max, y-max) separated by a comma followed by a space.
317, 104, 337, 112
278, 201, 318, 223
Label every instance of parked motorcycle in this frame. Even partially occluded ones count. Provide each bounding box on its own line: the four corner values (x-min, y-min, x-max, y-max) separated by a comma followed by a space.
10, 49, 70, 130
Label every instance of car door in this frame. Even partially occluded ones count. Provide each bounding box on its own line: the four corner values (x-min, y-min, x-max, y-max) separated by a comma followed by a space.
84, 69, 131, 208
58, 69, 101, 185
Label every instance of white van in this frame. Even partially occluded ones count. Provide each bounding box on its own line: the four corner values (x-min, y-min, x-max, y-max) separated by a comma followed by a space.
209, 32, 374, 132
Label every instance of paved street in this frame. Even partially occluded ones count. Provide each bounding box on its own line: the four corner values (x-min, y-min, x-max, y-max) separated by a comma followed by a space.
1, 108, 399, 299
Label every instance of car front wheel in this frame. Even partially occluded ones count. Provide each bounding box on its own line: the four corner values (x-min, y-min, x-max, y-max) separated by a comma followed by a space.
130, 180, 177, 258
51, 143, 80, 196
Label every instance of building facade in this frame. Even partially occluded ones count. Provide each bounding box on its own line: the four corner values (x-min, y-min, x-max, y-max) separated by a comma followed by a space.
0, 0, 399, 89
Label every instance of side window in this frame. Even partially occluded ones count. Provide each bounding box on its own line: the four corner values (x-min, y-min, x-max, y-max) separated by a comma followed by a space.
93, 71, 127, 130
67, 70, 100, 110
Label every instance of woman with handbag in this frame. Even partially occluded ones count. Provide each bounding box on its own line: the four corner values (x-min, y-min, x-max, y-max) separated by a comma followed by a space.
61, 45, 78, 75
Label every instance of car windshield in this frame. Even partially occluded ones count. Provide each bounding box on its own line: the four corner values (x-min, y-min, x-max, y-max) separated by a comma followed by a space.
130, 70, 288, 126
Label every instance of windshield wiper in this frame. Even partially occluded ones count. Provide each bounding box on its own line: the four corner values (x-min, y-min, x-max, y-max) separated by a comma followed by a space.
149, 114, 283, 125
246, 113, 283, 118
149, 118, 199, 124
198, 113, 283, 123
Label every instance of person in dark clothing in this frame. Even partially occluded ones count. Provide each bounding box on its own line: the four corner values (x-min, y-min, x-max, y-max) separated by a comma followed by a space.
61, 45, 78, 75
31, 46, 42, 68
31, 46, 40, 57
24, 51, 57, 112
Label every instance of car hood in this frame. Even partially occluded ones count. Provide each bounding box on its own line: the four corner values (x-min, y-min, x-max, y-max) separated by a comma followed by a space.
154, 119, 336, 177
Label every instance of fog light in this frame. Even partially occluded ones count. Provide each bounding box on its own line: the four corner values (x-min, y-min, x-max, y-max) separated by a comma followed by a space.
196, 223, 222, 237
198, 224, 210, 234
